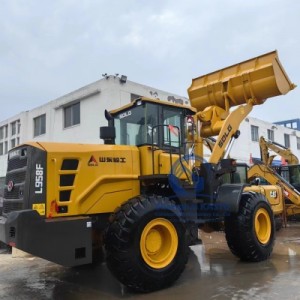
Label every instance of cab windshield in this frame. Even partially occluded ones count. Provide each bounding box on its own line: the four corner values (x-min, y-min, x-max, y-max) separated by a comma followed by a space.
280, 165, 300, 191
113, 101, 184, 150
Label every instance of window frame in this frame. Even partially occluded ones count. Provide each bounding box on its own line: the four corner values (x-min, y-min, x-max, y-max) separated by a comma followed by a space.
297, 137, 300, 150
284, 133, 290, 148
33, 114, 46, 137
267, 129, 274, 142
11, 138, 16, 149
11, 121, 16, 136
64, 102, 80, 128
4, 141, 8, 154
0, 127, 3, 140
251, 125, 259, 142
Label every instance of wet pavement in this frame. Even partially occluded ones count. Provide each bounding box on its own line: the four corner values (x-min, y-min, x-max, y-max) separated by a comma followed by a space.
1, 224, 300, 300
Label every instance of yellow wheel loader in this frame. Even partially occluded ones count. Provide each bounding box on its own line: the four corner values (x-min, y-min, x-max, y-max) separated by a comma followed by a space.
0, 51, 295, 292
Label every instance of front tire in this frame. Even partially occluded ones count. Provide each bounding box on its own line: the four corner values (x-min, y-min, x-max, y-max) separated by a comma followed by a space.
105, 196, 189, 292
224, 192, 275, 262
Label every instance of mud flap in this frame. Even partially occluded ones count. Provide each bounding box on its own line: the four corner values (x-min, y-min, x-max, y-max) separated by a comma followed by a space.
215, 184, 245, 214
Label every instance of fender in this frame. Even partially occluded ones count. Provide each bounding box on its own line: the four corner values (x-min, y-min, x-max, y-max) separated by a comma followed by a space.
215, 183, 246, 213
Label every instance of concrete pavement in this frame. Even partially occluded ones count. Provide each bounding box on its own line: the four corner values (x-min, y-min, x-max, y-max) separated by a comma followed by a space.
1, 224, 300, 299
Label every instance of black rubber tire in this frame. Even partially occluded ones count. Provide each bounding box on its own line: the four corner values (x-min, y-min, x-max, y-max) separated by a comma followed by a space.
224, 192, 275, 262
105, 196, 189, 292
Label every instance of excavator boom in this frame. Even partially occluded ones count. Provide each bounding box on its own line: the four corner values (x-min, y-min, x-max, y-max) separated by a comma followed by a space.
260, 136, 299, 165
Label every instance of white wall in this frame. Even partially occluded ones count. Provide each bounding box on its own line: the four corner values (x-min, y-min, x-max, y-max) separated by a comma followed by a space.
0, 112, 26, 175
0, 76, 190, 176
230, 117, 300, 164
0, 75, 299, 177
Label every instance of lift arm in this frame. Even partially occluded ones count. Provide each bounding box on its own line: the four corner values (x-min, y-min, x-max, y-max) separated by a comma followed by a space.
208, 102, 253, 164
260, 136, 299, 165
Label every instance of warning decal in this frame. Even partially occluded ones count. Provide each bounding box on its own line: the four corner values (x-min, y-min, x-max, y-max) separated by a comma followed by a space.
32, 203, 45, 216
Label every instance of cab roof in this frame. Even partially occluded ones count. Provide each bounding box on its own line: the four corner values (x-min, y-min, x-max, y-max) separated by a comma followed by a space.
109, 97, 196, 116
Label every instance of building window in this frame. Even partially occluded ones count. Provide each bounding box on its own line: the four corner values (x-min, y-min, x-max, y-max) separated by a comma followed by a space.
64, 102, 80, 128
4, 141, 8, 154
17, 121, 21, 134
11, 121, 17, 136
34, 114, 46, 137
267, 129, 274, 142
0, 127, 3, 140
131, 93, 141, 102
251, 125, 259, 142
297, 137, 300, 150
284, 134, 290, 148
17, 137, 20, 146
0, 143, 3, 155
5, 125, 8, 138
11, 139, 16, 149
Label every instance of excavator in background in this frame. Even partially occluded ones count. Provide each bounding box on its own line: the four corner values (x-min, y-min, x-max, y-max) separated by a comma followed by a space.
259, 135, 300, 192
0, 51, 295, 292
248, 162, 300, 223
260, 136, 299, 166
248, 136, 300, 221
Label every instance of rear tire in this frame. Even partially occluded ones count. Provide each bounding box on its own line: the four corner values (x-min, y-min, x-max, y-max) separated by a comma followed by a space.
105, 196, 189, 292
224, 192, 275, 262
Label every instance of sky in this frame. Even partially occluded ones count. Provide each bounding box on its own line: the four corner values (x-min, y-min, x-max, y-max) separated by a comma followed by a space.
0, 0, 299, 122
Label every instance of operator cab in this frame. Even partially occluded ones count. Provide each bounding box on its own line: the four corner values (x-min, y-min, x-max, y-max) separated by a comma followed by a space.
221, 163, 248, 184
103, 97, 196, 153
274, 165, 300, 192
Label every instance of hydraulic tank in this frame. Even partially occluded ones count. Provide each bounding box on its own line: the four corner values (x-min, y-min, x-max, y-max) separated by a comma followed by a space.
188, 51, 296, 112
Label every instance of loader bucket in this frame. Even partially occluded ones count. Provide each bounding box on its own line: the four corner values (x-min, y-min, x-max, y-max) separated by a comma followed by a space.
188, 51, 296, 112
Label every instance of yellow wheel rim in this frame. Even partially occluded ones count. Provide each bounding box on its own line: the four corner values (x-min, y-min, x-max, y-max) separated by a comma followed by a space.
140, 218, 178, 269
254, 208, 271, 244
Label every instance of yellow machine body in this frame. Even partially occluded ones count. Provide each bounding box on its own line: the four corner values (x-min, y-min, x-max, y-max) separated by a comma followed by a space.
138, 146, 177, 176
248, 163, 300, 217
243, 185, 284, 215
28, 142, 141, 218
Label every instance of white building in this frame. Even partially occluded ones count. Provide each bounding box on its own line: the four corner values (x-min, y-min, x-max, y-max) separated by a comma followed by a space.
229, 117, 300, 165
0, 75, 189, 177
0, 75, 299, 180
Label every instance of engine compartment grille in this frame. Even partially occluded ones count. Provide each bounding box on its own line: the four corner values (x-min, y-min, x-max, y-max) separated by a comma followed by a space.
3, 199, 23, 214
2, 147, 28, 216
